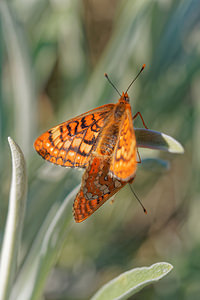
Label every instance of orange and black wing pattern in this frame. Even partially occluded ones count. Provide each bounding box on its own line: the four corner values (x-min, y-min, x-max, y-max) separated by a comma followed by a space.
34, 105, 114, 168
73, 154, 130, 223
109, 105, 137, 181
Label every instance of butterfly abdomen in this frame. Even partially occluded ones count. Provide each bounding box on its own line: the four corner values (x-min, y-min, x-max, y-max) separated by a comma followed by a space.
95, 102, 128, 157
96, 121, 120, 156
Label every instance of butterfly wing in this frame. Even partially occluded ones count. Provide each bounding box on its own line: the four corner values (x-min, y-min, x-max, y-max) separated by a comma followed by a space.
34, 104, 114, 168
109, 106, 137, 181
73, 155, 127, 222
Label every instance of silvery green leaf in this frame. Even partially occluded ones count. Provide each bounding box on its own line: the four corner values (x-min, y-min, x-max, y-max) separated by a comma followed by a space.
91, 262, 173, 300
135, 129, 184, 153
0, 137, 27, 300
141, 158, 170, 172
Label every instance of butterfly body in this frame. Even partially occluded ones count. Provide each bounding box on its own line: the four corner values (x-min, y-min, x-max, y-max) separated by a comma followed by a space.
35, 91, 138, 222
95, 104, 126, 156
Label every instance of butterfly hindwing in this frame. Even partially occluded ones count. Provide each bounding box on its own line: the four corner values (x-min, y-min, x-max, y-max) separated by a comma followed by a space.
34, 104, 114, 168
73, 155, 127, 222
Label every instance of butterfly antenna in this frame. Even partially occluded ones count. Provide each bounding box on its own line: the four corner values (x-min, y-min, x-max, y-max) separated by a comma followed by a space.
125, 64, 146, 94
104, 73, 121, 97
129, 184, 147, 214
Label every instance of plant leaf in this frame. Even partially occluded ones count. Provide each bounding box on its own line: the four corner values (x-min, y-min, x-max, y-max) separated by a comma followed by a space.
141, 158, 170, 172
135, 129, 184, 153
0, 137, 27, 300
91, 262, 173, 300
10, 185, 79, 300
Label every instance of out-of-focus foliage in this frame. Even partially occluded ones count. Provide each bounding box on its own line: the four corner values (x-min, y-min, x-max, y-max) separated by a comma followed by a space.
0, 0, 199, 299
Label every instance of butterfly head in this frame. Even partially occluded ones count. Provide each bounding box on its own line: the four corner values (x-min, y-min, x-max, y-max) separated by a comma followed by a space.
120, 92, 130, 103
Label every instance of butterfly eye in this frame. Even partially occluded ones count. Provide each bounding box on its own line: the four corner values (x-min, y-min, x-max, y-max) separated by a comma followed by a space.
124, 93, 129, 102
120, 92, 129, 103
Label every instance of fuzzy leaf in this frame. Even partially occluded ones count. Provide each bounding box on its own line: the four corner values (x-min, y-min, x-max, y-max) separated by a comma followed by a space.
141, 158, 170, 172
91, 262, 173, 300
10, 186, 79, 300
0, 137, 27, 300
135, 129, 184, 153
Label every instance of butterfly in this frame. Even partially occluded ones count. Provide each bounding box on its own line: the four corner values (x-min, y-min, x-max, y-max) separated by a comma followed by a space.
34, 65, 147, 222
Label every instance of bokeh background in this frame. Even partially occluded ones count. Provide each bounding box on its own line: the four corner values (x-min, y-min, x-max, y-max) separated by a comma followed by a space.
0, 0, 200, 299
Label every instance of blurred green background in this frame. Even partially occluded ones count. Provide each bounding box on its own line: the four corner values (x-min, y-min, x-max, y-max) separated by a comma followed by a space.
0, 0, 200, 299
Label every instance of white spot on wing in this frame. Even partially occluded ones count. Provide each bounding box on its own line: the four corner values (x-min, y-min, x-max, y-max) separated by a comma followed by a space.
114, 180, 122, 188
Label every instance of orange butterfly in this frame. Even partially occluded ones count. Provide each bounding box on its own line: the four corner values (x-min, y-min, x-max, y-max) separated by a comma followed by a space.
34, 65, 147, 222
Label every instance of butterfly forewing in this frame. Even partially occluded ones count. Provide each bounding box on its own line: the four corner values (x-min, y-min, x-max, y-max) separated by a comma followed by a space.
34, 104, 114, 168
109, 106, 137, 181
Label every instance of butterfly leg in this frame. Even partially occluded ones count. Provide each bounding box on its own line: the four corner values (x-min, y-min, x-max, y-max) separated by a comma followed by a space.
136, 148, 141, 163
133, 112, 148, 129
133, 112, 147, 163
